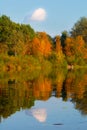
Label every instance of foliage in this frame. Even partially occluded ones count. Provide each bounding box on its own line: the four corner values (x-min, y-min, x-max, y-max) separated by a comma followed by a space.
31, 32, 52, 57
0, 14, 87, 71
71, 17, 87, 43
0, 15, 35, 56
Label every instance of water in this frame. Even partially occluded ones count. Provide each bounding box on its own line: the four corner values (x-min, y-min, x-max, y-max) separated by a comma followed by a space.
0, 69, 87, 130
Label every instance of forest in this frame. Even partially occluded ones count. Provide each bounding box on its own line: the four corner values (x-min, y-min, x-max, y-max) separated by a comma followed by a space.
0, 15, 87, 71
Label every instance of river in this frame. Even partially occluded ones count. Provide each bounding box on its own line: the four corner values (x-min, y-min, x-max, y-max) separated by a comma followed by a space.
0, 69, 87, 130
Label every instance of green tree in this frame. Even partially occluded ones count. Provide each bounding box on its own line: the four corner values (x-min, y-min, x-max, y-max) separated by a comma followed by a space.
0, 15, 12, 43
71, 17, 87, 43
20, 24, 35, 42
0, 15, 36, 56
61, 30, 68, 48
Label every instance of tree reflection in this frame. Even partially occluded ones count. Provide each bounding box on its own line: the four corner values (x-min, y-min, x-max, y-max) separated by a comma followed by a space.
0, 69, 87, 122
64, 69, 87, 115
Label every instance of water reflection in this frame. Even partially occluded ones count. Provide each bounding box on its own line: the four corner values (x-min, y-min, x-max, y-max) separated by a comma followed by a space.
0, 69, 87, 122
25, 108, 47, 122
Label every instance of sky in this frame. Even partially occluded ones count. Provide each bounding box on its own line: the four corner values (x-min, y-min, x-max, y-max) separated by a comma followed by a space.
0, 0, 87, 36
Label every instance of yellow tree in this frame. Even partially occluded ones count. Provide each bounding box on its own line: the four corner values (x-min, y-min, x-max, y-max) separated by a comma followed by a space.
64, 37, 75, 57
54, 35, 65, 65
55, 36, 63, 57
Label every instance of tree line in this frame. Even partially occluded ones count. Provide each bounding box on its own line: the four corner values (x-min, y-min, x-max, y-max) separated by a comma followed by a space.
0, 15, 87, 70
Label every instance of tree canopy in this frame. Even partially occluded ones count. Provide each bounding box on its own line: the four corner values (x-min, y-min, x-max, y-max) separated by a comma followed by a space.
0, 14, 87, 69
71, 17, 87, 43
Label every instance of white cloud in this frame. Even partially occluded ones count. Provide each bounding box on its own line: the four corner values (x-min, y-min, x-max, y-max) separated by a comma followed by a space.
30, 8, 46, 21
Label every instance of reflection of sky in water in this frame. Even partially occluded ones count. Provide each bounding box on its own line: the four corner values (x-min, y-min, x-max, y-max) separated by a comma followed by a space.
25, 108, 47, 122
1, 97, 87, 130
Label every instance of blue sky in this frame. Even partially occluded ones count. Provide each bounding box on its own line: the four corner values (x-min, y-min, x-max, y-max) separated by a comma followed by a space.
0, 0, 87, 36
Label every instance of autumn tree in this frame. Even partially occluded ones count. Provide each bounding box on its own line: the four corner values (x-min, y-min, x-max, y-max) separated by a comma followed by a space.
55, 36, 62, 54
31, 32, 52, 57
64, 37, 73, 56
55, 36, 65, 62
63, 35, 86, 65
